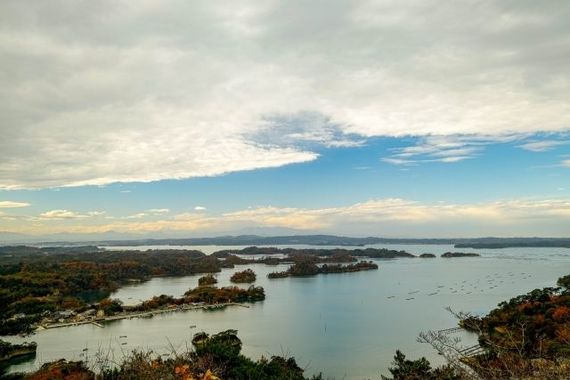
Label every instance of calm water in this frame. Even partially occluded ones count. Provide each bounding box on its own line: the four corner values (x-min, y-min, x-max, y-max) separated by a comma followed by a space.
4, 244, 570, 379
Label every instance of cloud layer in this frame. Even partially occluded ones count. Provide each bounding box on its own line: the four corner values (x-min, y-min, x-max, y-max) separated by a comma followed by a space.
1, 1, 569, 188
0, 201, 30, 208
2, 197, 569, 238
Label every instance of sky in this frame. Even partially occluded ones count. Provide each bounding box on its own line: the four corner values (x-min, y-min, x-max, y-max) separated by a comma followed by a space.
0, 0, 569, 240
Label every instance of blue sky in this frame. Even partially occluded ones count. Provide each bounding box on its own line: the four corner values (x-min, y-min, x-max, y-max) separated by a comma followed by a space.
0, 1, 569, 239
5, 134, 570, 212
1, 133, 569, 239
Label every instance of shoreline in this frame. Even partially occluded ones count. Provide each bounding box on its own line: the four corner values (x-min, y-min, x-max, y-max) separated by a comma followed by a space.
36, 302, 250, 332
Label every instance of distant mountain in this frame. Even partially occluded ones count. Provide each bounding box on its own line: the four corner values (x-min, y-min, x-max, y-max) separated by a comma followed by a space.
96, 234, 389, 247
5, 234, 570, 249
454, 237, 570, 249
0, 231, 29, 243
20, 234, 449, 247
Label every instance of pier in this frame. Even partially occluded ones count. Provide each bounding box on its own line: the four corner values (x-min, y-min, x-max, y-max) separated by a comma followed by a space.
437, 326, 463, 334
458, 344, 485, 357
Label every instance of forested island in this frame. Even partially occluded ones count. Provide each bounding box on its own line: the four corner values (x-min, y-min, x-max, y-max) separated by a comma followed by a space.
441, 252, 480, 258
455, 238, 570, 249
230, 269, 256, 283
268, 261, 378, 279
198, 274, 217, 286
213, 246, 416, 259
124, 285, 265, 313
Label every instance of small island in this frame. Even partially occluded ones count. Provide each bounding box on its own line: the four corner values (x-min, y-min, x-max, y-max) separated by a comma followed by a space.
198, 274, 217, 286
441, 252, 480, 258
184, 285, 265, 304
419, 253, 436, 258
230, 269, 257, 283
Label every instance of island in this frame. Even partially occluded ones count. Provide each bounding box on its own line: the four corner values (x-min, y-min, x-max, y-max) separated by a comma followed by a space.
419, 253, 436, 258
29, 284, 266, 333
230, 269, 257, 283
198, 274, 218, 286
441, 252, 480, 258
453, 237, 570, 249
268, 261, 378, 279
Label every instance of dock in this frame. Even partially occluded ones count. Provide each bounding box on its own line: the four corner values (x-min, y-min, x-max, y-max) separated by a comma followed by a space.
458, 344, 485, 357
438, 326, 463, 334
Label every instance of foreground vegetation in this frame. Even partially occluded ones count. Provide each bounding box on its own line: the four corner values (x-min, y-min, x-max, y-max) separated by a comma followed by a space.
0, 340, 36, 363
4, 330, 322, 380
384, 273, 570, 379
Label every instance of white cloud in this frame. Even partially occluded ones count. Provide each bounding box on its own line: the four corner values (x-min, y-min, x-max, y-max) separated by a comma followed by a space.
382, 135, 501, 165
381, 157, 411, 166
39, 210, 85, 220
437, 156, 472, 163
194, 206, 207, 211
0, 201, 30, 208
87, 211, 106, 216
147, 208, 170, 214
518, 140, 568, 152
122, 213, 148, 219
0, 1, 569, 188
563, 159, 570, 167
38, 209, 104, 220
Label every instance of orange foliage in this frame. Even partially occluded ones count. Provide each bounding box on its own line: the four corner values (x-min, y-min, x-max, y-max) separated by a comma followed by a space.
552, 306, 570, 322
555, 325, 570, 343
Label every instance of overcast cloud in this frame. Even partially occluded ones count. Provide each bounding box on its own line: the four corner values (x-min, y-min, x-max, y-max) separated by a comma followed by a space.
1, 0, 569, 188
